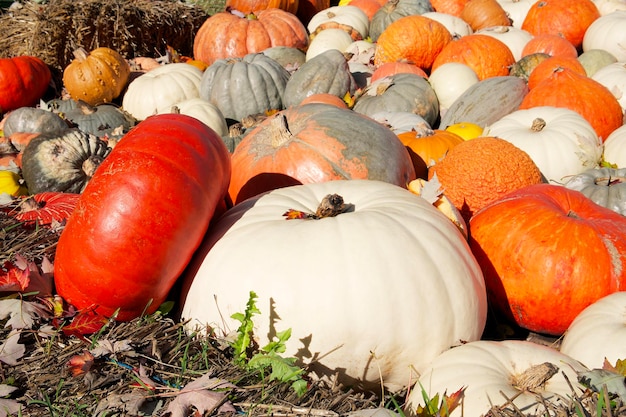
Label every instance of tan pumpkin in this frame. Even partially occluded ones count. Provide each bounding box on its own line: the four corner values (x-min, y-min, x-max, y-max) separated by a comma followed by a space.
460, 0, 511, 31
62, 47, 131, 106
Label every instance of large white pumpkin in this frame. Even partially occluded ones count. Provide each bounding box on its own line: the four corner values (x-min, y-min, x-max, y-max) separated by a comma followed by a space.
582, 11, 626, 62
560, 291, 626, 369
602, 124, 626, 167
592, 62, 626, 113
405, 340, 588, 417
483, 106, 602, 184
180, 180, 487, 392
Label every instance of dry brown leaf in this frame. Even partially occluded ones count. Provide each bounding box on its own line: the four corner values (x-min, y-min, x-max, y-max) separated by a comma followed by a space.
162, 373, 236, 417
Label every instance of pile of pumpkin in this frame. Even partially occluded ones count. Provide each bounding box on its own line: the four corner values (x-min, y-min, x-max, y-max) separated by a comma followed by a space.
1, 0, 626, 414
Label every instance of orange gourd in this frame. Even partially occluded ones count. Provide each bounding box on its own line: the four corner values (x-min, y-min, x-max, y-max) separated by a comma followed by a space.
398, 129, 464, 179
431, 34, 516, 80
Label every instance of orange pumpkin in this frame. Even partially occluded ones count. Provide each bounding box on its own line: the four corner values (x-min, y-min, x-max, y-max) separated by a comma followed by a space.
520, 34, 578, 59
226, 0, 299, 14
460, 0, 511, 32
193, 9, 309, 66
299, 93, 349, 108
519, 67, 623, 142
521, 0, 600, 49
430, 0, 468, 16
373, 14, 452, 71
397, 129, 464, 179
526, 56, 587, 89
370, 61, 428, 83
431, 34, 516, 80
349, 0, 387, 20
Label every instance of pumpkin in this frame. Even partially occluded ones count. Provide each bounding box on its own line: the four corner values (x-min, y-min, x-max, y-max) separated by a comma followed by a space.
0, 56, 51, 113
370, 111, 432, 134
369, 62, 428, 84
560, 291, 626, 369
526, 56, 587, 90
0, 170, 27, 197
9, 192, 80, 226
421, 11, 473, 38
460, 0, 512, 32
283, 49, 357, 108
347, 0, 387, 19
199, 53, 290, 122
520, 33, 578, 59
63, 101, 136, 138
161, 98, 229, 137
180, 179, 487, 392
431, 34, 516, 80
353, 73, 439, 126
2, 107, 69, 138
261, 46, 306, 72
583, 11, 626, 62
62, 47, 131, 106
228, 103, 416, 204
483, 106, 602, 183
508, 52, 550, 81
299, 93, 349, 108
54, 114, 231, 321
445, 121, 483, 140
368, 0, 434, 42
121, 63, 203, 121
397, 128, 464, 179
439, 76, 528, 130
496, 0, 535, 28
308, 5, 370, 40
193, 9, 309, 67
305, 28, 355, 61
475, 26, 532, 61
469, 183, 626, 335
592, 0, 626, 15
373, 14, 452, 71
21, 129, 111, 195
591, 62, 626, 112
428, 136, 543, 222
521, 0, 600, 49
579, 50, 619, 79
519, 67, 624, 142
428, 63, 479, 114
602, 124, 626, 167
225, 0, 299, 15
406, 340, 588, 417
563, 167, 626, 216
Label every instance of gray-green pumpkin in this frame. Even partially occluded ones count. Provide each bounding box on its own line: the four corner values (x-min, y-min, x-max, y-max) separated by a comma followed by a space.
2, 107, 69, 138
63, 101, 137, 138
563, 167, 626, 216
199, 53, 290, 123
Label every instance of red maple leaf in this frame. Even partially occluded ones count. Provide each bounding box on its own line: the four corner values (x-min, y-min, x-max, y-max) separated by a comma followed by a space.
282, 209, 317, 220
67, 350, 95, 376
0, 261, 29, 292
62, 308, 109, 338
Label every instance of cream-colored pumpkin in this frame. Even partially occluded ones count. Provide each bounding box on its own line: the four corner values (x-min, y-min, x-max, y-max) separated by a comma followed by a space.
405, 340, 588, 417
122, 63, 203, 121
308, 5, 370, 40
483, 106, 602, 183
592, 0, 626, 15
421, 12, 473, 38
495, 0, 535, 28
602, 124, 626, 168
591, 62, 626, 112
578, 49, 618, 77
560, 291, 626, 369
475, 26, 533, 61
428, 63, 479, 116
306, 28, 354, 60
160, 97, 229, 137
180, 179, 487, 393
582, 11, 626, 62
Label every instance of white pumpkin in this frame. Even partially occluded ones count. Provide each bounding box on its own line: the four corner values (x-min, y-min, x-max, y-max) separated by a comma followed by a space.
578, 49, 619, 77
306, 28, 354, 61
602, 124, 626, 168
308, 5, 369, 40
496, 0, 535, 28
483, 106, 602, 184
122, 63, 203, 121
476, 26, 533, 61
158, 97, 228, 137
582, 11, 626, 62
405, 340, 588, 417
592, 0, 626, 15
560, 291, 626, 369
428, 63, 479, 116
180, 179, 487, 393
421, 12, 473, 38
592, 62, 626, 112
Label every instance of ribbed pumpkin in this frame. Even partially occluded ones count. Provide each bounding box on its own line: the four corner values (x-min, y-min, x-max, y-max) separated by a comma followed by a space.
509, 52, 550, 81
430, 0, 468, 16
353, 73, 440, 127
370, 61, 428, 83
398, 128, 464, 179
228, 103, 416, 204
225, 0, 299, 15
519, 67, 623, 142
2, 107, 69, 138
63, 101, 136, 138
62, 47, 131, 106
431, 34, 516, 80
564, 167, 626, 216
373, 14, 452, 71
193, 9, 309, 66
369, 0, 434, 42
460, 0, 511, 31
526, 56, 587, 90
0, 56, 51, 113
521, 0, 600, 49
475, 26, 532, 61
521, 34, 578, 59
199, 53, 290, 122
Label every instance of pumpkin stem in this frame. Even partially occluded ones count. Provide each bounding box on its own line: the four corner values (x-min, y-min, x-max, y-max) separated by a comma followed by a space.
270, 114, 294, 148
72, 47, 89, 62
595, 176, 626, 186
316, 193, 348, 218
511, 362, 558, 392
385, 0, 399, 11
77, 100, 96, 115
530, 118, 546, 132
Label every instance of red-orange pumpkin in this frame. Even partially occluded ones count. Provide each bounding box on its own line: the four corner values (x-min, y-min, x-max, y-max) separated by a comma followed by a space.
520, 34, 578, 59
370, 61, 428, 83
470, 183, 626, 335
228, 103, 416, 204
526, 56, 587, 89
193, 9, 309, 66
0, 56, 51, 113
226, 0, 299, 14
54, 114, 231, 321
519, 67, 623, 141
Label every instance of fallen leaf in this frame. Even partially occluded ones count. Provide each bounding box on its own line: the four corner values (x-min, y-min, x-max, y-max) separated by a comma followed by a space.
162, 373, 236, 417
0, 261, 29, 292
0, 298, 50, 329
93, 391, 154, 417
282, 209, 317, 220
67, 350, 95, 377
90, 339, 134, 358
61, 308, 109, 337
0, 330, 25, 366
0, 398, 21, 417
578, 368, 626, 401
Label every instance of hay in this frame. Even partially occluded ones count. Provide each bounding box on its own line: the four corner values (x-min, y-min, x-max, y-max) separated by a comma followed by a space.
0, 0, 215, 88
